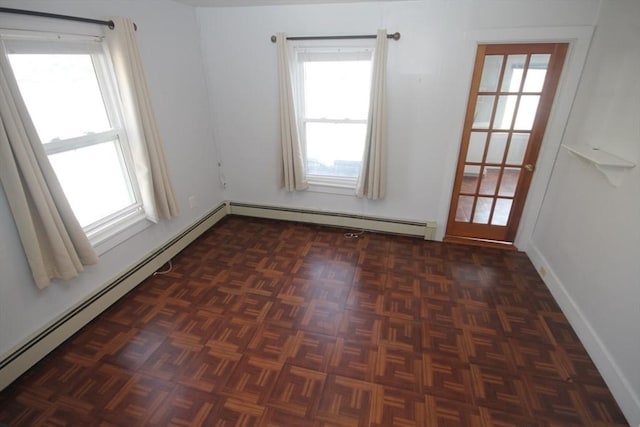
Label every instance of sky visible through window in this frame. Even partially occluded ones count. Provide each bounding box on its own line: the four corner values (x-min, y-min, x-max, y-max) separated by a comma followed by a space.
9, 54, 111, 143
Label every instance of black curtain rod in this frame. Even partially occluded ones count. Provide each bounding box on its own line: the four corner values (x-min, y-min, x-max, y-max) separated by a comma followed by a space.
0, 7, 137, 31
0, 7, 114, 29
270, 32, 400, 43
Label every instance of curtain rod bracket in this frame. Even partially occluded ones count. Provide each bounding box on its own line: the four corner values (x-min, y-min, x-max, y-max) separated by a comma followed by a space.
270, 31, 400, 43
108, 22, 138, 31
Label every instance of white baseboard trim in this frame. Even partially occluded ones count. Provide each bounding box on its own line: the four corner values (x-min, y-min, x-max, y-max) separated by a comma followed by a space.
527, 244, 640, 426
229, 201, 437, 240
0, 203, 227, 392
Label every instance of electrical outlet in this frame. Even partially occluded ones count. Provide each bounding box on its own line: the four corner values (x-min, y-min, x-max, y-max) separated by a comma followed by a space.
188, 195, 198, 209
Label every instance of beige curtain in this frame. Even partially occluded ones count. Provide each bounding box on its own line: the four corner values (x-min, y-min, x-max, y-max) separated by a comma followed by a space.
106, 17, 179, 222
0, 54, 98, 289
356, 30, 388, 200
276, 33, 308, 191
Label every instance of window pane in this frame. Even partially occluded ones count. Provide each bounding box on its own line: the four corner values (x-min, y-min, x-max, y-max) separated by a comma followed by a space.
473, 96, 494, 129
456, 195, 474, 222
523, 54, 550, 92
492, 198, 512, 226
466, 132, 487, 163
461, 165, 480, 194
472, 197, 493, 224
304, 60, 372, 120
514, 95, 540, 130
486, 133, 508, 164
506, 133, 529, 165
478, 55, 503, 92
494, 95, 517, 130
501, 54, 527, 92
479, 168, 499, 195
48, 141, 135, 227
305, 122, 365, 178
498, 167, 520, 197
9, 53, 111, 143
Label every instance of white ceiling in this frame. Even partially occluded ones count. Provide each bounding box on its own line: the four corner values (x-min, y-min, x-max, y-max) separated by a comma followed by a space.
174, 0, 412, 7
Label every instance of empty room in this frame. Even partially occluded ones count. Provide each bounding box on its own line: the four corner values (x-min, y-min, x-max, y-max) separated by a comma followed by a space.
0, 0, 638, 425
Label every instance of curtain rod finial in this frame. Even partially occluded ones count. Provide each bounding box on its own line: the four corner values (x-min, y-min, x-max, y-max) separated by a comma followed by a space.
392, 32, 400, 40
271, 35, 277, 43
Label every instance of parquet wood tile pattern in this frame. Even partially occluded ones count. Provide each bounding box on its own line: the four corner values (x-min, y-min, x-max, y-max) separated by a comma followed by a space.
0, 216, 628, 426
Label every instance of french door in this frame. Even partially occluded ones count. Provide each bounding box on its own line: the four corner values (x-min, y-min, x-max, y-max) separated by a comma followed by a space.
445, 43, 568, 247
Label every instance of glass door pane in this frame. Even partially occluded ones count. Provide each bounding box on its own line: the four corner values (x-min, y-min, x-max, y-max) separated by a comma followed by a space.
501, 54, 527, 92
479, 55, 503, 92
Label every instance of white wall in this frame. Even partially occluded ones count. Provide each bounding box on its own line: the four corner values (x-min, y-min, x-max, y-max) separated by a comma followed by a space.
529, 0, 640, 424
0, 0, 224, 356
196, 0, 599, 239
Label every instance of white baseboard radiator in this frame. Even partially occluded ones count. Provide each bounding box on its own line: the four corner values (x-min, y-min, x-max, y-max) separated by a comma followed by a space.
228, 202, 437, 240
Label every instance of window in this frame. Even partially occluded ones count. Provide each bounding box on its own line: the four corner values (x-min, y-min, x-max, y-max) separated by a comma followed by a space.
294, 47, 373, 188
1, 33, 145, 245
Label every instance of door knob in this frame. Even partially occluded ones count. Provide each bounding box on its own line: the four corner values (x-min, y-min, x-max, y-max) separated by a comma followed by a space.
524, 164, 534, 172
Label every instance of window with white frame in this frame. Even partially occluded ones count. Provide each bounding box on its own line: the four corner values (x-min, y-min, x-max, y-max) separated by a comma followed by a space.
294, 47, 373, 188
1, 33, 145, 244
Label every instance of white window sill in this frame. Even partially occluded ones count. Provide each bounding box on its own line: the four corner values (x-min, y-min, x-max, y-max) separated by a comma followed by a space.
89, 214, 151, 256
307, 179, 358, 196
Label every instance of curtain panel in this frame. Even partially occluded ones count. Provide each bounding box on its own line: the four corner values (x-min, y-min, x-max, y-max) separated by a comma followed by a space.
106, 17, 179, 222
276, 33, 308, 191
0, 54, 98, 289
356, 29, 388, 200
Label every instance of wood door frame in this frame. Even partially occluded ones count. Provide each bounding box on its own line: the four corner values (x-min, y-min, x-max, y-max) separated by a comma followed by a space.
444, 43, 568, 248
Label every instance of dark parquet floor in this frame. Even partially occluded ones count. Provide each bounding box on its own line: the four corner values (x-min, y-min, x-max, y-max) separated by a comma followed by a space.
0, 216, 628, 426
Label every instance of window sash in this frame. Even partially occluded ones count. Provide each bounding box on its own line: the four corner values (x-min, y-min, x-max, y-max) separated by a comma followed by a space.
43, 129, 123, 154
84, 201, 144, 243
1, 32, 103, 53
294, 46, 372, 187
